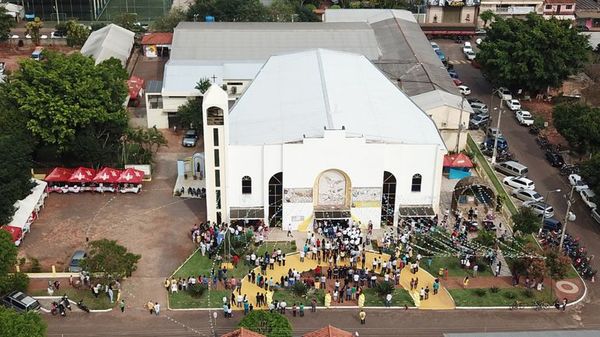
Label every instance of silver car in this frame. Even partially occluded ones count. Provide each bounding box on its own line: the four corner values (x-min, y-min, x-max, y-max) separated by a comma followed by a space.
523, 201, 554, 218
511, 188, 543, 202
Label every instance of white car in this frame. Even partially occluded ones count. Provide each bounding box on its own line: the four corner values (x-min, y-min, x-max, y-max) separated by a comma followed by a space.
503, 176, 535, 190
465, 50, 476, 60
523, 201, 554, 218
458, 85, 471, 96
511, 188, 544, 202
579, 188, 597, 209
515, 110, 534, 126
463, 42, 473, 54
505, 99, 521, 111
470, 102, 488, 113
497, 87, 512, 101
431, 42, 440, 51
569, 174, 589, 192
592, 208, 600, 224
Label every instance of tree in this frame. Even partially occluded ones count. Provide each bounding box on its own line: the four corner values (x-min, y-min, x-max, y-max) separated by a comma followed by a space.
187, 0, 269, 22
527, 258, 547, 282
8, 52, 128, 152
269, 0, 295, 22
0, 231, 17, 276
544, 248, 570, 281
65, 20, 90, 47
0, 7, 15, 42
238, 311, 292, 337
25, 17, 43, 45
151, 7, 187, 32
473, 228, 496, 247
479, 9, 495, 27
196, 77, 211, 94
0, 307, 46, 337
477, 13, 589, 94
580, 154, 600, 199
123, 127, 168, 164
295, 5, 319, 22
553, 103, 600, 154
177, 97, 204, 130
113, 13, 139, 32
187, 0, 218, 21
512, 207, 541, 235
79, 239, 141, 282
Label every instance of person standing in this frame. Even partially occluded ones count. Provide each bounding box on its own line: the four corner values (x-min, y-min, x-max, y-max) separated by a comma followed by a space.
154, 302, 160, 316
287, 223, 293, 237
119, 299, 125, 313
473, 264, 479, 278
463, 276, 469, 288
359, 310, 366, 324
311, 298, 317, 312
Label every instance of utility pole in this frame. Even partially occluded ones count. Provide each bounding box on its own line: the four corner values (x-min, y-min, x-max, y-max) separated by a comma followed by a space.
54, 0, 60, 25
455, 96, 465, 153
559, 186, 576, 253
491, 104, 503, 164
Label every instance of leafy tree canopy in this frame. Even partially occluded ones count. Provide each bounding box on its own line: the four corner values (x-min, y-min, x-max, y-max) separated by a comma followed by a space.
66, 20, 91, 47
79, 239, 141, 281
544, 248, 570, 281
478, 13, 589, 93
512, 207, 541, 235
8, 52, 128, 151
0, 307, 46, 337
151, 7, 187, 32
580, 154, 600, 202
238, 311, 292, 337
479, 9, 496, 27
25, 17, 43, 45
553, 102, 600, 154
178, 97, 203, 130
0, 231, 17, 276
0, 7, 15, 42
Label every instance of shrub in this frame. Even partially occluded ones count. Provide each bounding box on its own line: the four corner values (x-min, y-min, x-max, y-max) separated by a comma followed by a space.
477, 264, 487, 273
473, 288, 487, 297
490, 286, 500, 293
375, 281, 395, 297
523, 288, 534, 298
30, 258, 41, 273
239, 311, 292, 337
0, 272, 30, 294
503, 291, 517, 299
291, 282, 308, 297
188, 283, 207, 298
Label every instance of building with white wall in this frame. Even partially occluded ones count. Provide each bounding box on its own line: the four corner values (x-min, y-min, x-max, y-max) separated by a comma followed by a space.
201, 49, 447, 229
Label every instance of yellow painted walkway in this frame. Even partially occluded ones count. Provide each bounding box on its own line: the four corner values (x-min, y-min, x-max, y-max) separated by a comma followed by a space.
399, 267, 455, 310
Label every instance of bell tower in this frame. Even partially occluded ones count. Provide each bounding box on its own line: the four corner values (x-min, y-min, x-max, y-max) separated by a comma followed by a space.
202, 84, 229, 224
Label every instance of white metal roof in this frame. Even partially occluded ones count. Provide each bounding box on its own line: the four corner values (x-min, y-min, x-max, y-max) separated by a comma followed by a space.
410, 89, 474, 114
162, 60, 263, 95
8, 179, 46, 230
80, 24, 135, 66
323, 8, 417, 24
229, 49, 445, 147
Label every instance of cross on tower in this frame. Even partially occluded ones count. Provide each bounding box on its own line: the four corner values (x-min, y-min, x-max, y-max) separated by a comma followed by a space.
211, 74, 217, 83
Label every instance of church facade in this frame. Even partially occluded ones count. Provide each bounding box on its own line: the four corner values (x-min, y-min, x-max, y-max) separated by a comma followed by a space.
201, 49, 447, 230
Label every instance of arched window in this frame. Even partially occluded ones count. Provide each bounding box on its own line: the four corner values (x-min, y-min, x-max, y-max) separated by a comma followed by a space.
268, 173, 283, 226
381, 171, 396, 225
411, 174, 422, 192
242, 176, 252, 194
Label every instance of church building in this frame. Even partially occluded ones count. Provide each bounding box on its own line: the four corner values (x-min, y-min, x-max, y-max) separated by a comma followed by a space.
201, 49, 447, 230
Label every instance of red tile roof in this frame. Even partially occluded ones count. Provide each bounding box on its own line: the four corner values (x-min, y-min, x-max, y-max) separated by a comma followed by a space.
303, 325, 354, 337
221, 328, 266, 337
140, 32, 173, 45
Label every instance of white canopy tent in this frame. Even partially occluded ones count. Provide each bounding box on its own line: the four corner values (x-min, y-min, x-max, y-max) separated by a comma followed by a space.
8, 179, 48, 232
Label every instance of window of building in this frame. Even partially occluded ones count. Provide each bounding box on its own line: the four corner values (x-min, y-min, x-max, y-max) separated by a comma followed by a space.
381, 171, 397, 225
268, 173, 283, 226
566, 4, 572, 9
148, 95, 163, 109
214, 149, 220, 167
169, 96, 187, 99
213, 128, 219, 146
242, 176, 252, 194
207, 106, 224, 125
215, 169, 220, 187
227, 82, 243, 86
545, 5, 552, 9
216, 190, 221, 209
411, 174, 422, 192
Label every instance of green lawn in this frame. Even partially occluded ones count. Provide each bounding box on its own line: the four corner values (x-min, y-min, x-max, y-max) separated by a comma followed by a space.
449, 287, 554, 307
169, 289, 230, 309
423, 256, 494, 278
98, 0, 170, 21
272, 288, 325, 306
31, 288, 115, 310
362, 288, 415, 307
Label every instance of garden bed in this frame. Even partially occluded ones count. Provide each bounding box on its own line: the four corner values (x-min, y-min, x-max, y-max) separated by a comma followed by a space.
31, 288, 115, 310
362, 288, 415, 307
423, 256, 494, 278
168, 289, 230, 309
271, 288, 325, 306
449, 286, 554, 307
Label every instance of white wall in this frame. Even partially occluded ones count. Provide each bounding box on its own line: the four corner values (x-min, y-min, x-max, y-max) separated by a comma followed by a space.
227, 146, 265, 208
146, 108, 169, 129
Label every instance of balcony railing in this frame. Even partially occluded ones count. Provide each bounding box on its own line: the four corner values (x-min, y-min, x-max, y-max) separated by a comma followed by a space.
495, 6, 536, 15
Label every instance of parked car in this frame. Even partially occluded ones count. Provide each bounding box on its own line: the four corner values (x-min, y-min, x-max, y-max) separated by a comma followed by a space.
470, 102, 488, 113
182, 129, 199, 147
503, 176, 535, 190
511, 188, 544, 202
543, 218, 562, 231
50, 31, 66, 39
431, 42, 441, 51
448, 70, 459, 79
452, 78, 463, 86
592, 208, 600, 224
505, 99, 521, 111
523, 201, 554, 218
68, 250, 87, 272
475, 28, 487, 36
483, 136, 508, 151
497, 87, 512, 101
435, 49, 446, 62
462, 42, 473, 54
458, 85, 471, 96
469, 114, 490, 129
486, 127, 502, 138
569, 174, 590, 192
467, 98, 483, 104
515, 110, 534, 126
2, 291, 41, 313
464, 50, 476, 61
580, 188, 597, 209
545, 151, 565, 167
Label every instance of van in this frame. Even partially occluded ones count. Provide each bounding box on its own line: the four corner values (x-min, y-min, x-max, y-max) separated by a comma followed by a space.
543, 218, 562, 232
31, 47, 44, 61
2, 291, 41, 313
494, 161, 528, 177
592, 208, 600, 224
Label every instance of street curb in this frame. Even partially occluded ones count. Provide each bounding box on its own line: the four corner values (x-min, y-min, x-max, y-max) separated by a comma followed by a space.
168, 306, 418, 311
33, 296, 114, 313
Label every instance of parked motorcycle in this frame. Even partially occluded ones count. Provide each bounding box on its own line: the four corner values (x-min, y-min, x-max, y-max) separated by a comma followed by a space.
77, 299, 90, 313
61, 295, 72, 311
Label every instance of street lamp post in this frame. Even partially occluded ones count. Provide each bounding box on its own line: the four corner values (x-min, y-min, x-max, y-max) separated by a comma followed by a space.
559, 186, 576, 253
540, 189, 561, 234
455, 96, 466, 153
490, 88, 504, 165
54, 0, 60, 25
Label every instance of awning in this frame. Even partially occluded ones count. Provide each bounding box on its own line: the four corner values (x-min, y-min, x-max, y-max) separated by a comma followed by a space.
127, 76, 145, 99
68, 167, 96, 183
398, 206, 436, 218
93, 167, 122, 184
1, 226, 23, 245
117, 168, 145, 184
45, 167, 74, 182
443, 153, 473, 168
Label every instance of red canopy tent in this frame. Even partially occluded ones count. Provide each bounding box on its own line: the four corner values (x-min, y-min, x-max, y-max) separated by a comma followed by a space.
443, 153, 474, 168
127, 76, 145, 99
44, 167, 75, 182
117, 168, 144, 184
93, 167, 122, 184
1, 226, 24, 246
68, 167, 96, 183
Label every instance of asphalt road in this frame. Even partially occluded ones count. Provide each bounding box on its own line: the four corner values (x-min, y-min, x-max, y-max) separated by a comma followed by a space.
44, 39, 600, 337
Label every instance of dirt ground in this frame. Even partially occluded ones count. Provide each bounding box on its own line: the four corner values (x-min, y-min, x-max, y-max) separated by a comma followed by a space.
521, 100, 568, 147
0, 42, 78, 72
